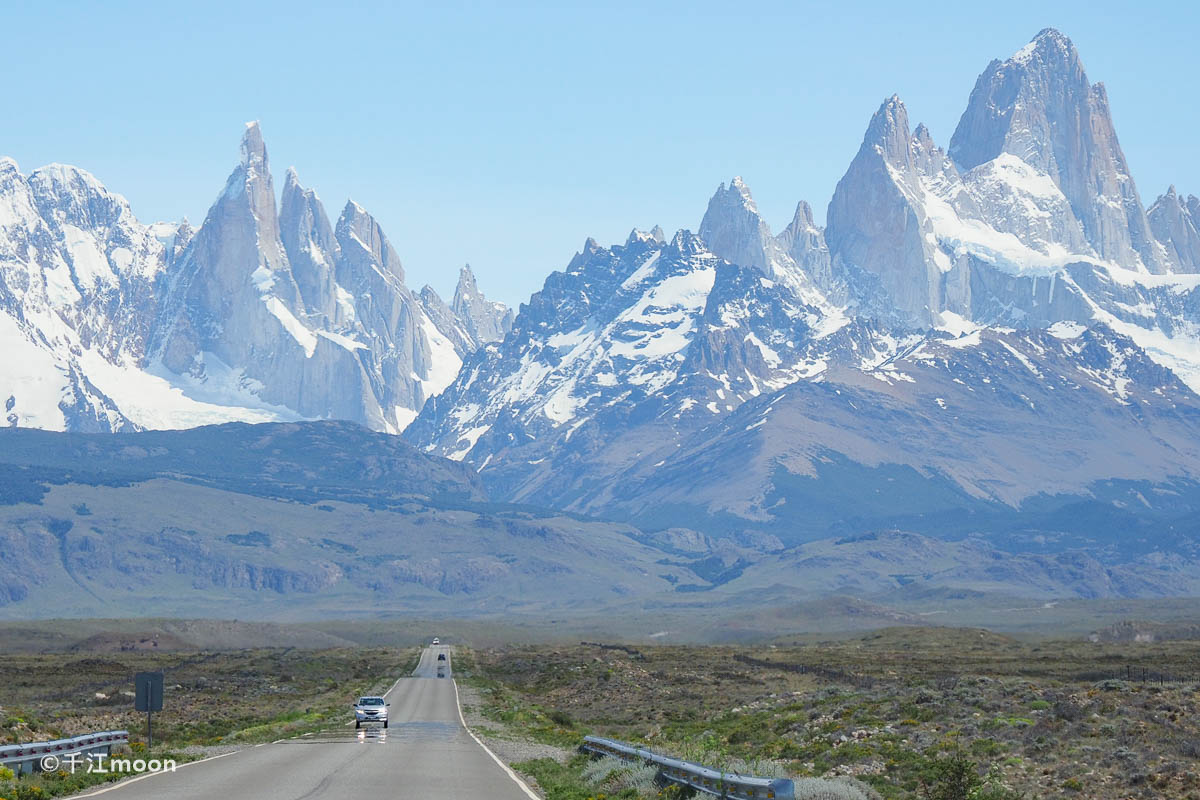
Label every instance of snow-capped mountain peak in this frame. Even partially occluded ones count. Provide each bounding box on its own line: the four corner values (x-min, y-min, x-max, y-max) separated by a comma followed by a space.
950, 28, 1164, 273
0, 123, 509, 433
400, 28, 1200, 534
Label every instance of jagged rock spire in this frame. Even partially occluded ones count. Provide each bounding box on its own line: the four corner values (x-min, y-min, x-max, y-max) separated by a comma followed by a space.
949, 29, 1165, 272
699, 176, 776, 274
453, 264, 512, 343
1149, 186, 1200, 272
240, 121, 268, 171
280, 167, 340, 318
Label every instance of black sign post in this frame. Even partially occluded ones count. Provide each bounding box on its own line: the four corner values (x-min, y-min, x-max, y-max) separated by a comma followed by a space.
134, 672, 164, 749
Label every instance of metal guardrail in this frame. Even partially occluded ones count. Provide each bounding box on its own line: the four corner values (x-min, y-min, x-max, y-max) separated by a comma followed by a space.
0, 730, 128, 775
581, 735, 795, 800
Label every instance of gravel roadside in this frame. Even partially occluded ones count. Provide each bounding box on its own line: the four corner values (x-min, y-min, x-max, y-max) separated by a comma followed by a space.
456, 682, 572, 767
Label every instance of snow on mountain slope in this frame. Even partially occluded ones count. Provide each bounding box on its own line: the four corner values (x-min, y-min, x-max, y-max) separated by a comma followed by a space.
0, 124, 503, 432
822, 32, 1200, 391
404, 28, 1200, 537
406, 223, 899, 506
591, 323, 1200, 539
950, 28, 1166, 274
0, 152, 294, 432
0, 156, 190, 430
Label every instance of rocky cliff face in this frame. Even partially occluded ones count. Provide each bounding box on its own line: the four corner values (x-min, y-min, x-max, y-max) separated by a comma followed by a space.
949, 28, 1166, 273
1148, 187, 1200, 273
153, 123, 465, 432
825, 96, 952, 327
452, 264, 513, 343
406, 214, 895, 508
825, 91, 1106, 329
1, 123, 507, 432
698, 177, 782, 276
818, 30, 1200, 389
152, 123, 317, 411
406, 28, 1200, 541
279, 168, 340, 321
777, 200, 832, 289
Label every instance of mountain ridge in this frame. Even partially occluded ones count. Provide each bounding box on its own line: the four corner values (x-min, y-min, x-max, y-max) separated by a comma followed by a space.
404, 28, 1200, 546
4, 30, 1200, 611
3, 421, 1199, 621
1, 123, 512, 434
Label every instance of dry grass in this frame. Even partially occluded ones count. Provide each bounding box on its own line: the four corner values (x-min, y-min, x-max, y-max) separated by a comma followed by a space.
0, 647, 416, 748
467, 629, 1200, 799
0, 645, 417, 799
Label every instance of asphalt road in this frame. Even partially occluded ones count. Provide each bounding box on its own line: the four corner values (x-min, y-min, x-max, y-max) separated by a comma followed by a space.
71, 646, 537, 799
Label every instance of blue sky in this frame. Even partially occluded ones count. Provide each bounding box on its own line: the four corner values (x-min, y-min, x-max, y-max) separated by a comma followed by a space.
4, 1, 1197, 307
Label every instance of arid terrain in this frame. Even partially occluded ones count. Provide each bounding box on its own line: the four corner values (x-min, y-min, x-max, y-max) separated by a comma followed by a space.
0, 642, 415, 798
461, 629, 1200, 799
2, 624, 1199, 799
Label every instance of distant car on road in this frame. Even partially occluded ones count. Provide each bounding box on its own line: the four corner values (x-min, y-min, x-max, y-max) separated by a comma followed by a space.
437, 653, 446, 661
354, 696, 389, 729
432, 637, 440, 645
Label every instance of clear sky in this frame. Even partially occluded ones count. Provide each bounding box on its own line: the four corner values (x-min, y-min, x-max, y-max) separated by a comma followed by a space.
3, 1, 1196, 307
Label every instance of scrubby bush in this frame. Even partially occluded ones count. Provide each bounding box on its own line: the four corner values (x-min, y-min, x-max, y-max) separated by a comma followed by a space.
581, 756, 659, 797
10, 785, 48, 800
547, 709, 574, 727
918, 754, 1025, 800
920, 753, 980, 800
794, 776, 882, 800
582, 756, 626, 783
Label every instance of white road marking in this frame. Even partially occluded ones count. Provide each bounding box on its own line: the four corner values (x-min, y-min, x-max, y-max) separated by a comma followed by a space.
452, 678, 541, 800
65, 750, 240, 798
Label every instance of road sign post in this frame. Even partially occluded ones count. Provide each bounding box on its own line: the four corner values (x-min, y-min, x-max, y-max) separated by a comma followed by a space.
133, 672, 164, 749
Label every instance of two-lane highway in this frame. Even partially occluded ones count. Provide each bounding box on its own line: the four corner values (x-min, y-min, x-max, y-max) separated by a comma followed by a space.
72, 646, 537, 799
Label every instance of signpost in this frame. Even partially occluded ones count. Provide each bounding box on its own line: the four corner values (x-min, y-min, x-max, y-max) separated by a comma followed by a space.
133, 672, 164, 749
